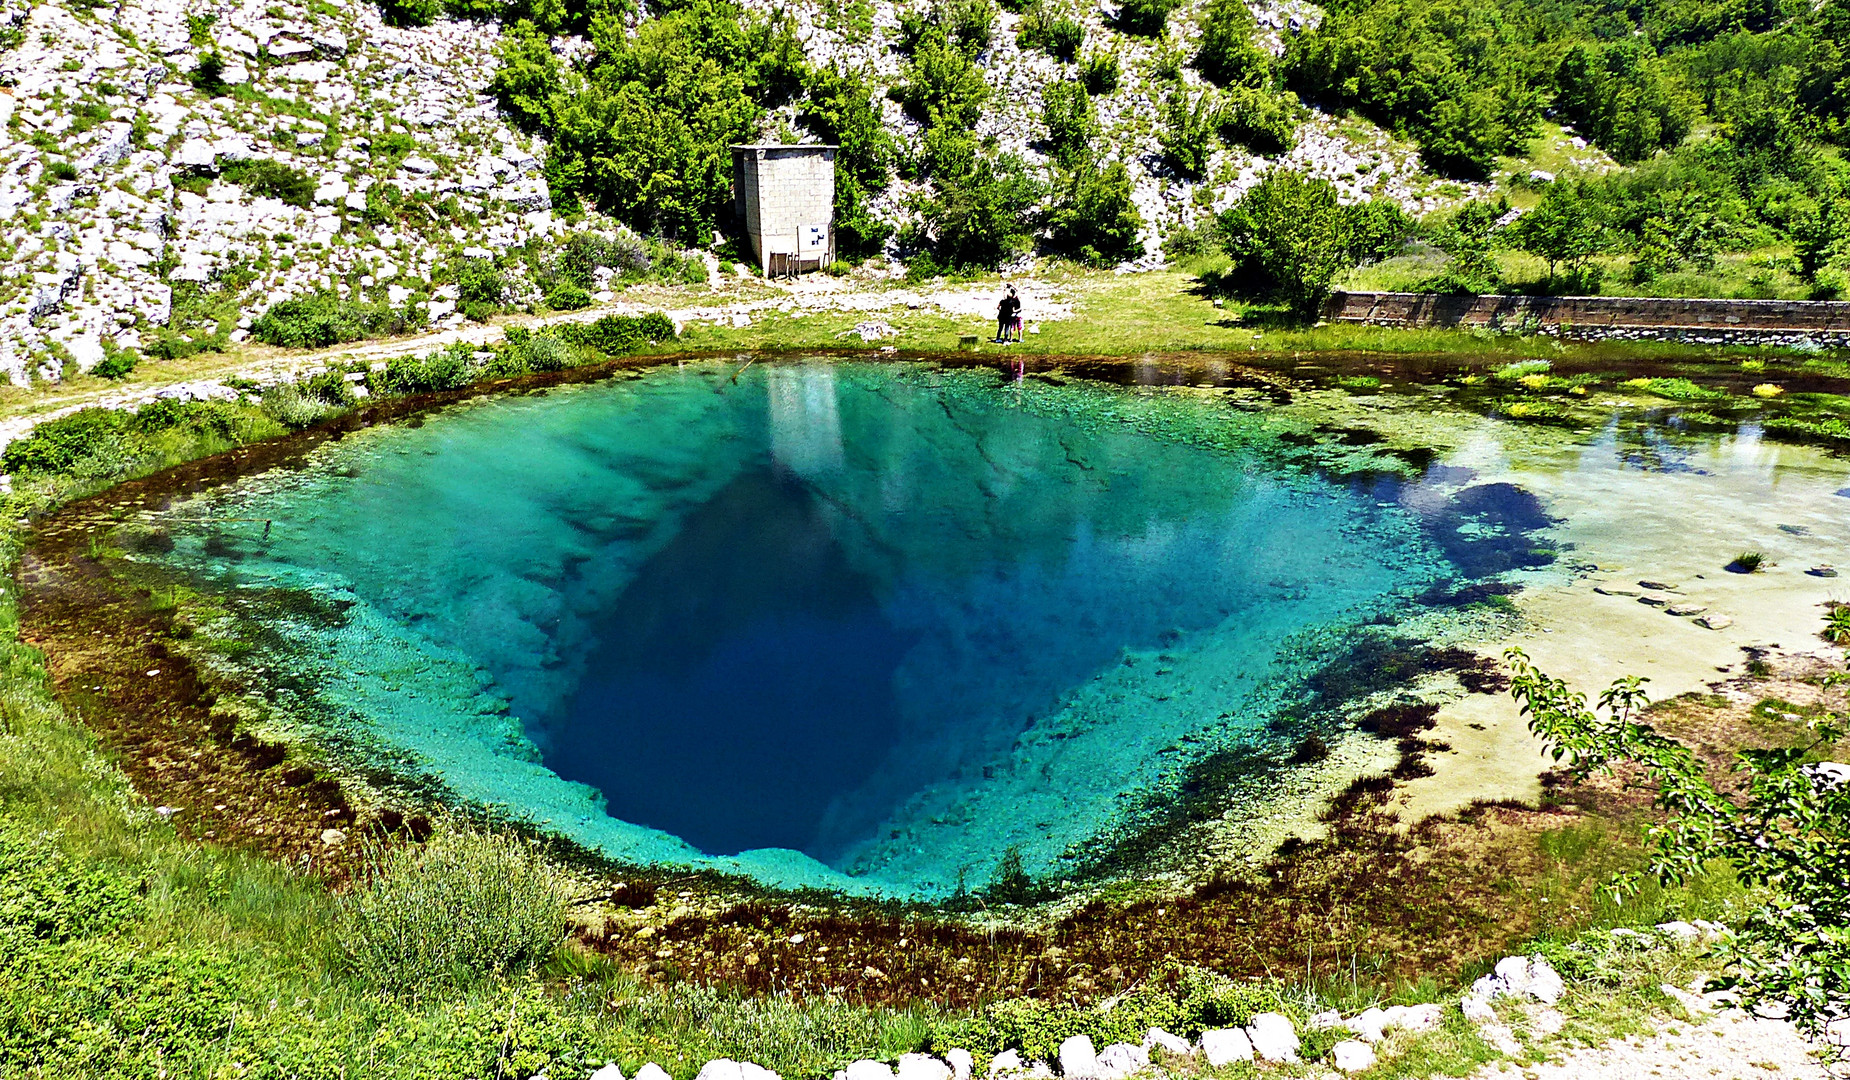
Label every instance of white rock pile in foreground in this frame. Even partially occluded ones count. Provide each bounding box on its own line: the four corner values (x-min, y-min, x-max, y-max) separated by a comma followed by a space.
577, 930, 1747, 1080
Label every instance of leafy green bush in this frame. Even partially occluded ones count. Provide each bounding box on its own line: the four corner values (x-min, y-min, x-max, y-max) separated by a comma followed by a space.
1555, 40, 1698, 164
337, 831, 566, 996
188, 51, 228, 95
903, 150, 1045, 270
518, 333, 578, 372
92, 350, 138, 380
1507, 649, 1850, 1037
1047, 161, 1144, 266
368, 345, 475, 397
893, 31, 991, 129
1079, 50, 1121, 95
1218, 87, 1302, 155
555, 313, 678, 355
1114, 0, 1180, 36
455, 262, 507, 321
1284, 0, 1540, 178
1017, 4, 1084, 61
802, 65, 898, 259
0, 409, 130, 477
250, 293, 424, 349
44, 160, 78, 183
221, 159, 316, 209
257, 382, 330, 428
546, 283, 593, 310
1218, 169, 1351, 319
1195, 0, 1269, 88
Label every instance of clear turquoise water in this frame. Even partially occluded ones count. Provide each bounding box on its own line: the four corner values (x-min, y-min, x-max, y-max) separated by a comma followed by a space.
135, 361, 1468, 898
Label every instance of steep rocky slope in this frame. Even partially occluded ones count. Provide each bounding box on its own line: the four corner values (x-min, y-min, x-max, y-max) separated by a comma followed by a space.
0, 0, 1490, 388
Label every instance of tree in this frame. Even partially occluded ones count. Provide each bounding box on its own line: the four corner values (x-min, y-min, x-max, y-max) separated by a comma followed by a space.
1195, 0, 1269, 89
802, 65, 899, 260
1506, 647, 1849, 1040
1047, 161, 1144, 265
1554, 42, 1699, 164
907, 151, 1046, 270
1218, 168, 1349, 320
1423, 198, 1507, 293
1509, 179, 1607, 287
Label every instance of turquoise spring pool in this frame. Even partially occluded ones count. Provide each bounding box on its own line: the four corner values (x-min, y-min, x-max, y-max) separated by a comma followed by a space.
125, 359, 1536, 899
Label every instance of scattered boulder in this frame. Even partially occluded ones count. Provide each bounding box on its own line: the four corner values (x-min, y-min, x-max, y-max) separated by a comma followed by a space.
1344, 1007, 1388, 1044
1696, 614, 1733, 630
844, 1059, 894, 1080
944, 1050, 973, 1080
1140, 1028, 1190, 1056
695, 1061, 779, 1080
986, 1051, 1024, 1077
1057, 1036, 1097, 1079
1198, 1028, 1253, 1066
589, 1066, 624, 1080
634, 1064, 672, 1080
1331, 1041, 1376, 1073
1666, 602, 1707, 616
896, 1054, 950, 1080
1246, 1013, 1300, 1063
1093, 1043, 1146, 1080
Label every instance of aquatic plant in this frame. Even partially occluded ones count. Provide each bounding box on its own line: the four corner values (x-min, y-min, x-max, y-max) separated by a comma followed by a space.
337, 830, 568, 996
1751, 383, 1784, 398
1730, 551, 1764, 573
1507, 648, 1850, 1039
1492, 359, 1551, 381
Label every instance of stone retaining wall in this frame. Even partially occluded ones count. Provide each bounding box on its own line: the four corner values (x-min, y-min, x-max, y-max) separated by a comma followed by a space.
1321, 292, 1850, 346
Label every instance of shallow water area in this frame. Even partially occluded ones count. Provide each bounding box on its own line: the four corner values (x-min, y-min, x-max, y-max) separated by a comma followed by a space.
124, 359, 1480, 899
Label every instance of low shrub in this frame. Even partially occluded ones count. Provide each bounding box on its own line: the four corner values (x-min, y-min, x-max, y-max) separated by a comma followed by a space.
0, 821, 141, 954
337, 830, 567, 996
1218, 87, 1302, 156
929, 966, 1295, 1062
221, 159, 315, 209
0, 409, 130, 477
1079, 51, 1120, 95
1018, 5, 1084, 60
556, 313, 678, 355
92, 351, 138, 380
250, 293, 424, 349
545, 283, 592, 310
257, 382, 330, 428
519, 334, 578, 372
1114, 0, 1179, 36
367, 344, 475, 396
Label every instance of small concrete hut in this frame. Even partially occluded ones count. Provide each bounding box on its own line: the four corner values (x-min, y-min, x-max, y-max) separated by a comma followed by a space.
731, 144, 836, 277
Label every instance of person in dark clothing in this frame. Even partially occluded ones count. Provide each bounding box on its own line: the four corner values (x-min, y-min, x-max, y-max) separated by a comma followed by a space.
995, 286, 1021, 343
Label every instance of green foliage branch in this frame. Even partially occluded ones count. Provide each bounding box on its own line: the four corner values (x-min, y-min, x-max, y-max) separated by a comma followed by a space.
1506, 647, 1849, 1037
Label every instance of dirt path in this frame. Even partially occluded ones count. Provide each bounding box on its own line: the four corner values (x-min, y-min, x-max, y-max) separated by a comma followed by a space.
0, 275, 1076, 452
1472, 1009, 1843, 1080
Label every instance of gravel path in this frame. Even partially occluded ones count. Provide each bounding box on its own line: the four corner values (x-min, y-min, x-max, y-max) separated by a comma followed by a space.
1472, 1010, 1840, 1080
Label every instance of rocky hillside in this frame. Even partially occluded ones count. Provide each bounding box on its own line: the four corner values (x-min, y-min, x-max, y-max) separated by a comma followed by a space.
0, 0, 1495, 388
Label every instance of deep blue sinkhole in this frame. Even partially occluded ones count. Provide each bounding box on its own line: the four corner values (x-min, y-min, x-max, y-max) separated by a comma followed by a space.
553, 467, 915, 856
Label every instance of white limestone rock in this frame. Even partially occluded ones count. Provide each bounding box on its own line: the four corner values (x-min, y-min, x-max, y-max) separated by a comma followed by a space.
634, 1065, 672, 1080
1198, 1028, 1252, 1066
79, 122, 133, 172
1331, 1040, 1376, 1073
844, 1059, 894, 1080
944, 1049, 973, 1080
1140, 1028, 1190, 1056
986, 1051, 1024, 1078
1245, 1013, 1299, 1063
1093, 1043, 1146, 1080
589, 1066, 624, 1080
895, 1053, 950, 1080
1056, 1036, 1096, 1079
695, 1060, 779, 1080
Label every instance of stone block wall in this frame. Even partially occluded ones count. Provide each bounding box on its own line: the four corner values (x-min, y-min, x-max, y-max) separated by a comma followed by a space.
1321, 292, 1850, 345
734, 146, 835, 275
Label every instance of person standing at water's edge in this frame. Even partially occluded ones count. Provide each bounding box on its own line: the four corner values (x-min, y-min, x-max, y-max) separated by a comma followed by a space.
996, 286, 1021, 344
